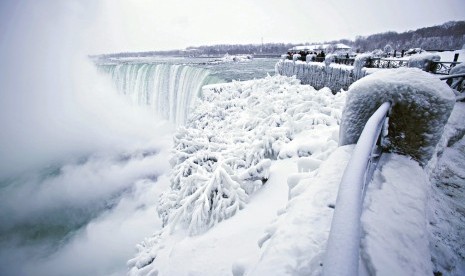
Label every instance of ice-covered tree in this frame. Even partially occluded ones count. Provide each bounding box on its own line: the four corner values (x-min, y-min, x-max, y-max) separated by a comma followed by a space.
383, 44, 393, 55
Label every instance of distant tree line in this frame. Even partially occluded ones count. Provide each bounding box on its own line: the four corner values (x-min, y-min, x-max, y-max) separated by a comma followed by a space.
185, 43, 295, 56
350, 21, 465, 52
94, 21, 465, 58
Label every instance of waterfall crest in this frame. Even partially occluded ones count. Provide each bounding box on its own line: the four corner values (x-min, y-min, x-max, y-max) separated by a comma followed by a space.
99, 63, 221, 125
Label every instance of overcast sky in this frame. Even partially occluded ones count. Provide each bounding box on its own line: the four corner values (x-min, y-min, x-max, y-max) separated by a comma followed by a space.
1, 0, 465, 54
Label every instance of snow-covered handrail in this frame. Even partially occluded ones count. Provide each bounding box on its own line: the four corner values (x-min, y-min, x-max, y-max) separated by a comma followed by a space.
439, 73, 465, 80
323, 102, 391, 276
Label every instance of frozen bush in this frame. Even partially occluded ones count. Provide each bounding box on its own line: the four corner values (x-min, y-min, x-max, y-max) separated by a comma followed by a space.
158, 75, 345, 235
340, 68, 455, 165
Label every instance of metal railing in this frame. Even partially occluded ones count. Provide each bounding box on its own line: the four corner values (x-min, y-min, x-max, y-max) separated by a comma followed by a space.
323, 102, 391, 276
440, 73, 465, 93
368, 58, 409, 69
431, 61, 461, 75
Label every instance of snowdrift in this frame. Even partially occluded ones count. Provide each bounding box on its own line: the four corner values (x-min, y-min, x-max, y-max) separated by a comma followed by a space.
340, 68, 455, 165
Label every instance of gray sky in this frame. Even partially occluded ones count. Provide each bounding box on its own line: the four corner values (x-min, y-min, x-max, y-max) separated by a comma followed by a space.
90, 0, 465, 53
1, 0, 465, 54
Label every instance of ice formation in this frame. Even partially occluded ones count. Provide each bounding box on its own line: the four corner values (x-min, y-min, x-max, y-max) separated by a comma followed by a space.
275, 60, 367, 91
128, 75, 346, 275
408, 53, 441, 72
127, 63, 464, 276
99, 63, 221, 125
353, 53, 373, 79
339, 68, 455, 165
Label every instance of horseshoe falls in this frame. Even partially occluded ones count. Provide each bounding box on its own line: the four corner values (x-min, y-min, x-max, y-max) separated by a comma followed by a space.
99, 63, 223, 125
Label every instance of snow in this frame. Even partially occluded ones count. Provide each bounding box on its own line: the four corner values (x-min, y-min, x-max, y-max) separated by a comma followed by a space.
426, 102, 465, 275
360, 153, 433, 275
130, 159, 295, 276
292, 54, 301, 61
323, 102, 390, 276
128, 75, 346, 275
449, 62, 465, 75
353, 53, 373, 79
275, 59, 366, 91
433, 49, 465, 62
250, 145, 353, 276
209, 54, 253, 64
340, 67, 455, 165
324, 54, 336, 67
128, 71, 465, 276
408, 53, 441, 71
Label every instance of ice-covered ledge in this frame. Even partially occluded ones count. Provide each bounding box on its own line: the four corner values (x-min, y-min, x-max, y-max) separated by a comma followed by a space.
275, 59, 370, 92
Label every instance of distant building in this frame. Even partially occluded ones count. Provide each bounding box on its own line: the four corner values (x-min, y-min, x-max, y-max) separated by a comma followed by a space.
289, 43, 351, 53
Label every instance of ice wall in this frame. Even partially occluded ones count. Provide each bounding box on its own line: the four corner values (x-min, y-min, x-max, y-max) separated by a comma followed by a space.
275, 60, 368, 92
99, 63, 220, 125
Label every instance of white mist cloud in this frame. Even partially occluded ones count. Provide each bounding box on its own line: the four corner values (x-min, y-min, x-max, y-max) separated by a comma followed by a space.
0, 1, 173, 275
0, 0, 174, 179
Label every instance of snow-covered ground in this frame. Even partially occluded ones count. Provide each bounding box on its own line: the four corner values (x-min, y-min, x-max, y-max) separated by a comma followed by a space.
434, 49, 465, 62
129, 73, 464, 275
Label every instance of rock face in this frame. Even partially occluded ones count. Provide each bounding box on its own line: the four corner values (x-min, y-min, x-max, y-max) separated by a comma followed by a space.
339, 68, 455, 165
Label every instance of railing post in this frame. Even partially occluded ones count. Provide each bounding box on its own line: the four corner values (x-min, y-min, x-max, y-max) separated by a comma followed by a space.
401, 50, 405, 57
454, 53, 459, 62
393, 50, 397, 58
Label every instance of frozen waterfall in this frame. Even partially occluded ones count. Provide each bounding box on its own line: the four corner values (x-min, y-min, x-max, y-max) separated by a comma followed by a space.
99, 63, 221, 125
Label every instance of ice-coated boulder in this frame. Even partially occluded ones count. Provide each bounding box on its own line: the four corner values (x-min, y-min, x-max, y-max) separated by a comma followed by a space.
408, 53, 440, 72
339, 68, 455, 165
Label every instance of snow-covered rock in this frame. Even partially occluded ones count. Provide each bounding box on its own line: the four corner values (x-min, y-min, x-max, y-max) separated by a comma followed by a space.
408, 53, 441, 72
340, 68, 455, 165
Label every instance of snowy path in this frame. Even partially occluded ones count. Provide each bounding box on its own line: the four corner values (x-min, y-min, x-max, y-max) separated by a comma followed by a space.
361, 154, 433, 275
